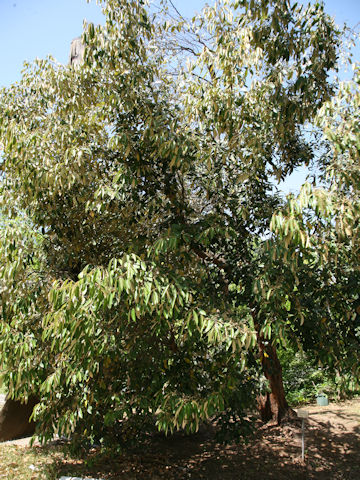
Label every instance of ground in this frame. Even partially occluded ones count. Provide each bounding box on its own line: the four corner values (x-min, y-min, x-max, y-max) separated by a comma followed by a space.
0, 398, 359, 479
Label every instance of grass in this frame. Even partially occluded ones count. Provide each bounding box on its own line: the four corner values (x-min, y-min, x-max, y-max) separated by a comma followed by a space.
0, 444, 63, 480
0, 443, 108, 480
0, 443, 123, 480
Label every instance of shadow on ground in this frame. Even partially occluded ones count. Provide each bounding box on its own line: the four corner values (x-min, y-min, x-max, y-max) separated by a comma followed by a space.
37, 400, 360, 479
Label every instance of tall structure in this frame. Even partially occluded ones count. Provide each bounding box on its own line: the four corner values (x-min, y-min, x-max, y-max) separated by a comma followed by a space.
69, 37, 85, 66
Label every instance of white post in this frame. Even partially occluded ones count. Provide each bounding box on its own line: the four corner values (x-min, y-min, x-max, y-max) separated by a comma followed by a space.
301, 418, 305, 461
297, 409, 309, 462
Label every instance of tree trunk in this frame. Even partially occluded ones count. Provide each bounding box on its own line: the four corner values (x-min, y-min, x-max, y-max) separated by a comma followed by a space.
0, 396, 38, 442
257, 336, 296, 424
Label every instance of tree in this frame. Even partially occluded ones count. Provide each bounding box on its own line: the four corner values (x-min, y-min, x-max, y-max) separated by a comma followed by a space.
270, 64, 360, 385
0, 0, 344, 446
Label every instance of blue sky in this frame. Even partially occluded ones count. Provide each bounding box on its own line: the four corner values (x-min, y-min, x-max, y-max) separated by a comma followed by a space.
1, 0, 359, 88
0, 0, 359, 193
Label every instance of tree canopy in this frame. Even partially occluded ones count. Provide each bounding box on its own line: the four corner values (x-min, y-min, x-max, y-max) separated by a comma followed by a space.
0, 0, 359, 448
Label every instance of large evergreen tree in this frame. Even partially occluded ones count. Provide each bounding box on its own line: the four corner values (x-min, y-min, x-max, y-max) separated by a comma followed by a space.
1, 0, 353, 447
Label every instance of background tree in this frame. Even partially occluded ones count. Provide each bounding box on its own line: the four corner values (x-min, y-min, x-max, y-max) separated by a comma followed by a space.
0, 0, 345, 447
270, 64, 360, 386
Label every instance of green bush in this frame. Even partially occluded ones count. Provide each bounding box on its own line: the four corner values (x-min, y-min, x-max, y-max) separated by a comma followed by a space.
280, 348, 337, 406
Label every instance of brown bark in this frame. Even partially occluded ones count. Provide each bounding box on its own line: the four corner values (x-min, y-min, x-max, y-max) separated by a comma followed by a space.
257, 336, 296, 424
0, 396, 38, 442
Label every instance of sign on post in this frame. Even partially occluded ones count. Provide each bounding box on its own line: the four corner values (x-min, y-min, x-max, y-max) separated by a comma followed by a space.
297, 409, 309, 419
297, 409, 309, 461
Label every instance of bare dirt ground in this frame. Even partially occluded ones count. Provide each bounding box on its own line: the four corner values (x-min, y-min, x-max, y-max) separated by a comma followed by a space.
1, 398, 360, 479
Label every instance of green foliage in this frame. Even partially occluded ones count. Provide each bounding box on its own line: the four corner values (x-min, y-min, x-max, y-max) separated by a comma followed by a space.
269, 67, 360, 380
280, 347, 360, 406
0, 217, 52, 400
0, 381, 6, 395
0, 0, 355, 448
280, 348, 335, 405
35, 254, 256, 446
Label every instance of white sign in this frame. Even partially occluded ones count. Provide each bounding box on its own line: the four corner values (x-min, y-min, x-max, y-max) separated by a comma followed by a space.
297, 409, 309, 419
